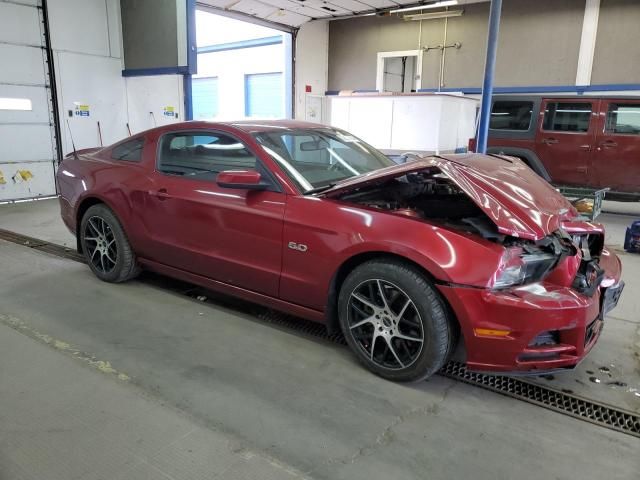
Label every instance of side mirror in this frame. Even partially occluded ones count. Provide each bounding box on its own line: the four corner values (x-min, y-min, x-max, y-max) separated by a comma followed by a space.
216, 170, 267, 190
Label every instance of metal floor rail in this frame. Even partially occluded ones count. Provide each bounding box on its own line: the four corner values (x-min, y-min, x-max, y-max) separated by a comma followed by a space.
1, 228, 638, 438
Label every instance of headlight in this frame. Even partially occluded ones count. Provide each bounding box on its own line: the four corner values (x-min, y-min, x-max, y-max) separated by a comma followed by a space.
489, 247, 557, 289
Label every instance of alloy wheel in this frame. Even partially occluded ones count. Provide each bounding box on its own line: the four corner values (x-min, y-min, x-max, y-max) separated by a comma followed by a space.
347, 279, 424, 370
84, 216, 118, 274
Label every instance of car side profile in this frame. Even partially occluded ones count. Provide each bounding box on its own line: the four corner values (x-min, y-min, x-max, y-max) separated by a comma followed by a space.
56, 120, 623, 382
473, 95, 640, 199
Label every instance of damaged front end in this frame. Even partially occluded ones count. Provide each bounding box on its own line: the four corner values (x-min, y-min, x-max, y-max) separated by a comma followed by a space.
323, 155, 623, 373
331, 164, 581, 290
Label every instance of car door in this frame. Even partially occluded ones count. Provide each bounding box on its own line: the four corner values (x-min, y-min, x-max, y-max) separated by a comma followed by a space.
592, 99, 640, 193
138, 129, 285, 297
535, 99, 599, 186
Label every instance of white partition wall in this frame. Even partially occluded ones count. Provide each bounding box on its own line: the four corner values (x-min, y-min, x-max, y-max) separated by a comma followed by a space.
329, 93, 478, 154
125, 75, 184, 134
49, 0, 128, 155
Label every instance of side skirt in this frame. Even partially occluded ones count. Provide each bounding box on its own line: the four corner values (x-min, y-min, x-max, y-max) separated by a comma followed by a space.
138, 258, 326, 323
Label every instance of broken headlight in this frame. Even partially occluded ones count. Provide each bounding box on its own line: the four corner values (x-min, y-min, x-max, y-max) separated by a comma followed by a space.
490, 247, 557, 289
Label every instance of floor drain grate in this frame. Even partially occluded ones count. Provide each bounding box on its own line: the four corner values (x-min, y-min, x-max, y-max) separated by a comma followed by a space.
254, 310, 639, 438
2, 228, 638, 438
0, 229, 84, 263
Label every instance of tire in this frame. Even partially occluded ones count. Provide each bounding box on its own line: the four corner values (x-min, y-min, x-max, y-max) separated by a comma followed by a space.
80, 204, 140, 283
338, 259, 455, 382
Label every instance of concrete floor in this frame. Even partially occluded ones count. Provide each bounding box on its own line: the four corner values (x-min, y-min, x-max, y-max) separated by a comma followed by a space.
0, 199, 639, 479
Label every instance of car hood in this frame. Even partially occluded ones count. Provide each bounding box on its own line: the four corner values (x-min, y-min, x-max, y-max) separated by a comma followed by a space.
321, 153, 577, 241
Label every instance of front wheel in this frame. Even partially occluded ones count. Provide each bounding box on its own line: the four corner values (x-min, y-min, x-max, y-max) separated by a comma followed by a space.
80, 204, 140, 283
338, 259, 455, 382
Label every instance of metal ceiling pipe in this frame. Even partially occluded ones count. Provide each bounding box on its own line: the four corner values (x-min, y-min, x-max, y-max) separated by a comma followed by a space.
475, 0, 502, 154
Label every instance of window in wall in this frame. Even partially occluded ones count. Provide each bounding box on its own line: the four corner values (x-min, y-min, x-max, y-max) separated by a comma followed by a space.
490, 101, 534, 131
0, 97, 32, 111
192, 77, 219, 120
605, 103, 640, 135
245, 72, 284, 118
111, 138, 144, 162
543, 102, 592, 132
158, 132, 257, 177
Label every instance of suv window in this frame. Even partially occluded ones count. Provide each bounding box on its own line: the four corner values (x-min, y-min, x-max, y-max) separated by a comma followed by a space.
112, 138, 144, 162
157, 132, 257, 177
490, 101, 534, 130
605, 103, 640, 135
543, 102, 592, 132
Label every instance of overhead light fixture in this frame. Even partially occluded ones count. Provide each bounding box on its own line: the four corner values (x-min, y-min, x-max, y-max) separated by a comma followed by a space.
404, 9, 463, 20
390, 0, 458, 14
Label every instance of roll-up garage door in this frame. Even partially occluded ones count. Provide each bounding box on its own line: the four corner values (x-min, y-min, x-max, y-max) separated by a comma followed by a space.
245, 72, 283, 119
0, 0, 60, 201
192, 77, 219, 120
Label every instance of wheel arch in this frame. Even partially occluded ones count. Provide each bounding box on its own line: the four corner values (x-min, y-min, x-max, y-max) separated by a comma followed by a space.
487, 147, 551, 182
75, 196, 128, 253
325, 251, 461, 343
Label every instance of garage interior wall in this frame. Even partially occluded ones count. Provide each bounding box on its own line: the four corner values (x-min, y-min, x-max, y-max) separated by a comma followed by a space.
591, 0, 640, 85
294, 20, 329, 120
49, 0, 185, 152
327, 0, 639, 92
49, 0, 129, 154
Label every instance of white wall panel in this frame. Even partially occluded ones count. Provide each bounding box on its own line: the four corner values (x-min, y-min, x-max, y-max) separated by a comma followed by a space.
0, 1, 58, 201
106, 0, 123, 59
0, 124, 54, 162
330, 94, 478, 153
390, 99, 441, 152
125, 75, 183, 134
294, 20, 328, 120
0, 2, 42, 46
48, 0, 111, 57
0, 161, 56, 201
0, 44, 46, 85
55, 51, 128, 153
349, 97, 393, 147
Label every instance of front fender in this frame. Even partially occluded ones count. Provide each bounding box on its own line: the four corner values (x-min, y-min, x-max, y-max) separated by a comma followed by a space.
279, 196, 504, 311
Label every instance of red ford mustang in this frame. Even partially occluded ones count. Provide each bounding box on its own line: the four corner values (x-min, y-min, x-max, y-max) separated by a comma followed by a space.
56, 120, 623, 381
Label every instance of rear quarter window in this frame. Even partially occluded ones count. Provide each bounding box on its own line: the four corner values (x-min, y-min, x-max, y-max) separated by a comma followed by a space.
490, 101, 534, 131
111, 138, 144, 162
542, 102, 592, 133
605, 103, 640, 135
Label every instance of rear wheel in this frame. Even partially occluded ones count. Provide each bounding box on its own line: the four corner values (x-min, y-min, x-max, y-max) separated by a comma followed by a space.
80, 204, 139, 283
338, 259, 455, 382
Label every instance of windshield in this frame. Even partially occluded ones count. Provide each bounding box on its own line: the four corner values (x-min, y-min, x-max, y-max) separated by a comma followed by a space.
253, 128, 394, 192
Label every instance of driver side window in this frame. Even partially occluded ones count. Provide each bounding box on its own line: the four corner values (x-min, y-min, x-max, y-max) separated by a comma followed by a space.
157, 131, 257, 176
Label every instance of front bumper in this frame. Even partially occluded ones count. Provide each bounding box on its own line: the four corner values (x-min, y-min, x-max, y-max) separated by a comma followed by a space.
437, 248, 623, 374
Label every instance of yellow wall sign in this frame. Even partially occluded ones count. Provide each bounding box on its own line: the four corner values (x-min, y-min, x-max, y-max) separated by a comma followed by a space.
74, 103, 90, 117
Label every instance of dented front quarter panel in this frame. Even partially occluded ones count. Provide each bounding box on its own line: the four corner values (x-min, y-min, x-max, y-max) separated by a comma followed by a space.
278, 195, 506, 310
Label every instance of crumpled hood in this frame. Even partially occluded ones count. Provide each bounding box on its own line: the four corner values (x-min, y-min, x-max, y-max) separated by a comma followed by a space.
321, 153, 577, 241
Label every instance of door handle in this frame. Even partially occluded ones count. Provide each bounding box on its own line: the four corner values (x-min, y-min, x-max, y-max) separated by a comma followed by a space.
542, 138, 559, 145
600, 140, 618, 148
576, 166, 588, 173
578, 144, 591, 151
149, 188, 170, 200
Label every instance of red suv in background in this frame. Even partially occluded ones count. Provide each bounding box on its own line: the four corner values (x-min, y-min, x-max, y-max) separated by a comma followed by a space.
472, 95, 640, 199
